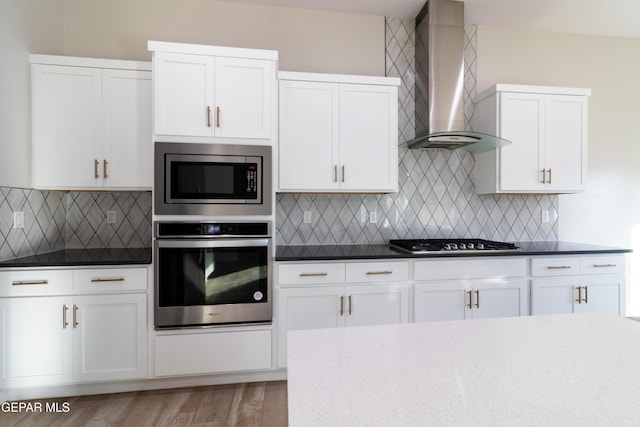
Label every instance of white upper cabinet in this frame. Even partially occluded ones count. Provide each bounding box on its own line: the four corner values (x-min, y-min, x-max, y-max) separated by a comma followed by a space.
278, 72, 400, 193
149, 41, 277, 143
31, 56, 152, 190
472, 84, 590, 194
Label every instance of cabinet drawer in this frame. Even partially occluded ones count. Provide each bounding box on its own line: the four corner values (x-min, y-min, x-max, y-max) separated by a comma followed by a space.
73, 268, 148, 293
278, 263, 345, 285
155, 329, 272, 376
414, 258, 526, 281
580, 255, 625, 276
531, 257, 580, 277
0, 269, 72, 297
346, 261, 409, 283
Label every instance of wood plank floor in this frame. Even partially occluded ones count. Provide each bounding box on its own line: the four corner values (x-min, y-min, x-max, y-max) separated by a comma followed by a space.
3, 381, 288, 427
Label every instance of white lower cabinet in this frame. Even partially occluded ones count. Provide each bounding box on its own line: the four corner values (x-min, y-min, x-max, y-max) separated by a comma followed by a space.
277, 261, 410, 366
0, 296, 72, 388
530, 255, 625, 316
413, 258, 528, 322
0, 266, 148, 390
73, 293, 147, 382
154, 328, 272, 377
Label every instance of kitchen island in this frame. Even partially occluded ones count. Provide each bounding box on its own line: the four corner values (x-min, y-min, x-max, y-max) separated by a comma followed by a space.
287, 313, 640, 426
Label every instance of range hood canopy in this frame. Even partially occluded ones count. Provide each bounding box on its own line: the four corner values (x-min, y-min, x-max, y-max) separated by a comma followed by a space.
406, 0, 511, 153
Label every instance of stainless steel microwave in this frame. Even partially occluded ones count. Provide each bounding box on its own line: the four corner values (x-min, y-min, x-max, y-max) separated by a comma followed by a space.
154, 142, 272, 216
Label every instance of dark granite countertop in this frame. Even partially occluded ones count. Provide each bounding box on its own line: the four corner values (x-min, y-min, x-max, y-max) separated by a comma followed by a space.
0, 248, 152, 268
275, 241, 631, 261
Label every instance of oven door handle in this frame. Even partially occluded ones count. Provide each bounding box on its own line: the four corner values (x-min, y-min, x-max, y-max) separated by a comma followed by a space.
155, 238, 270, 249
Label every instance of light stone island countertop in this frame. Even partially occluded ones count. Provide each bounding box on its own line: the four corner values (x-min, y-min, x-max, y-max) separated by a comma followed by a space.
287, 313, 640, 426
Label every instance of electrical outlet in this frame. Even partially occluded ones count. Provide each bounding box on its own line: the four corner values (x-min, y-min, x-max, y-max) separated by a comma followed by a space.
13, 211, 24, 229
369, 211, 377, 224
303, 211, 312, 224
541, 210, 550, 224
107, 210, 117, 224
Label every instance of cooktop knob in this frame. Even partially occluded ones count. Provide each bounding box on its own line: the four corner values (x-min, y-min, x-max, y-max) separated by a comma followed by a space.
477, 243, 485, 250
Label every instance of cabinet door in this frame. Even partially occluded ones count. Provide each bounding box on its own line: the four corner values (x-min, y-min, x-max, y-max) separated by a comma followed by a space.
214, 57, 274, 139
32, 64, 102, 189
277, 287, 343, 366
102, 69, 152, 188
339, 84, 398, 192
544, 95, 587, 192
153, 52, 215, 137
345, 284, 409, 327
278, 80, 340, 191
73, 293, 147, 382
414, 282, 468, 322
574, 277, 624, 316
531, 278, 576, 315
471, 279, 527, 319
0, 297, 72, 388
498, 92, 545, 192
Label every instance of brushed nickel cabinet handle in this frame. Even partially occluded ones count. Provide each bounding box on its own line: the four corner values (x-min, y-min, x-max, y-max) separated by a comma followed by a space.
103, 159, 109, 179
467, 290, 473, 309
12, 280, 48, 286
207, 106, 212, 127
73, 304, 79, 328
593, 264, 617, 268
95, 159, 100, 179
547, 168, 552, 184
334, 165, 338, 182
584, 286, 588, 304
366, 271, 393, 275
340, 296, 344, 316
341, 165, 345, 183
62, 304, 69, 329
91, 277, 125, 283
348, 295, 352, 315
475, 290, 480, 308
299, 272, 328, 277
216, 106, 221, 128
547, 265, 572, 270
541, 169, 547, 184
575, 286, 582, 304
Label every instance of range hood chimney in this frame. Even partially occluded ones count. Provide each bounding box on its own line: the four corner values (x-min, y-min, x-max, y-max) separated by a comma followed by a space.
407, 0, 510, 153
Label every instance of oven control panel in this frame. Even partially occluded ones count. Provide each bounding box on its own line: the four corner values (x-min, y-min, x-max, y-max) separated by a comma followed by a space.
156, 221, 270, 238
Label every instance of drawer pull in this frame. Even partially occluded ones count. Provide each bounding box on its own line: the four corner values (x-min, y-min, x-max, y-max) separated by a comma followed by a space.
467, 290, 473, 309
348, 295, 352, 315
475, 290, 480, 308
547, 265, 572, 270
593, 264, 617, 268
91, 277, 125, 283
575, 286, 582, 304
366, 271, 393, 275
12, 280, 48, 286
299, 273, 328, 277
339, 296, 344, 316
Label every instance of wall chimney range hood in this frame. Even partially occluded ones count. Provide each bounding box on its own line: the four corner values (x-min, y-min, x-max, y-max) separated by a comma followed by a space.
406, 0, 511, 153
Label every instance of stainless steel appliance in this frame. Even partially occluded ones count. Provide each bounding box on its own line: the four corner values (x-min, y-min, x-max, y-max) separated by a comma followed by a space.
389, 239, 520, 254
154, 141, 272, 216
154, 221, 272, 328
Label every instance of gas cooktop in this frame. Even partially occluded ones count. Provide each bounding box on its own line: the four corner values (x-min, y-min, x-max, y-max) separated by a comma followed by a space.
389, 239, 520, 254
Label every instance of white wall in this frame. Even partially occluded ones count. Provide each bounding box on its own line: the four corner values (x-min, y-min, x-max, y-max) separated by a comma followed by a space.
63, 0, 385, 76
475, 25, 640, 314
0, 0, 64, 188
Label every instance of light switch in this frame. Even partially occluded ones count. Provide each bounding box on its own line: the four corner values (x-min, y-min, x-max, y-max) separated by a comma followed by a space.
13, 211, 24, 229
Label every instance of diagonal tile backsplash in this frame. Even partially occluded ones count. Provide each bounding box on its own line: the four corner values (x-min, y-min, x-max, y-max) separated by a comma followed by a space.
274, 19, 559, 246
0, 187, 151, 261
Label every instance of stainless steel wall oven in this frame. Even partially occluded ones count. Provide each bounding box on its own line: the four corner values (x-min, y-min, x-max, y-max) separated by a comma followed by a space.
154, 221, 272, 328
154, 142, 272, 216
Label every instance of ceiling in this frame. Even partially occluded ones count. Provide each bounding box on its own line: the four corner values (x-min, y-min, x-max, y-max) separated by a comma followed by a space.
227, 0, 640, 38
